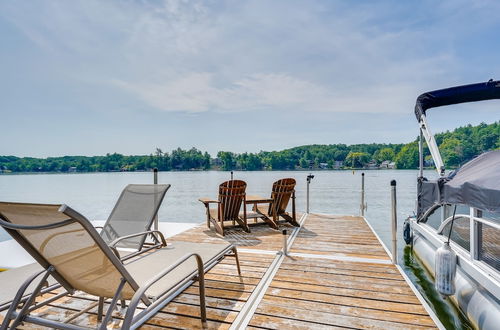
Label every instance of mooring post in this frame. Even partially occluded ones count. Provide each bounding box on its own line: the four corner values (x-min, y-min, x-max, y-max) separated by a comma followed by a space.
282, 230, 288, 256
153, 168, 158, 231
360, 173, 366, 216
391, 180, 398, 264
306, 174, 314, 213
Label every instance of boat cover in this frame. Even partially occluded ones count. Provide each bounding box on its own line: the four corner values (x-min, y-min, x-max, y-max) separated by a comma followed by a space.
417, 150, 500, 219
415, 80, 500, 121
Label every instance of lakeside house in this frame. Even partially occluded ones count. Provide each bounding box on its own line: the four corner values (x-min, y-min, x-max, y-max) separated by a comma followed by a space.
365, 160, 378, 169
319, 162, 329, 169
380, 160, 396, 169
333, 160, 343, 169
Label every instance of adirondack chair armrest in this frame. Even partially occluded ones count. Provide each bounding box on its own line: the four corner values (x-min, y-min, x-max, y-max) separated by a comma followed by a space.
199, 198, 219, 205
199, 199, 220, 212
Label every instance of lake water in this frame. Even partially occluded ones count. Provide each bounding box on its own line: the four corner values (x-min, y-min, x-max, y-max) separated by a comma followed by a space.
0, 170, 425, 245
0, 169, 469, 328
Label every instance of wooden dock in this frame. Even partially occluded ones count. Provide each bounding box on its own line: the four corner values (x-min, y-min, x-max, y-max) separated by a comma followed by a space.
0, 213, 441, 329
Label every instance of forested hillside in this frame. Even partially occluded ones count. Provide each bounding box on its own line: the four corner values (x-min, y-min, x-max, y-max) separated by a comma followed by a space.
1, 122, 498, 173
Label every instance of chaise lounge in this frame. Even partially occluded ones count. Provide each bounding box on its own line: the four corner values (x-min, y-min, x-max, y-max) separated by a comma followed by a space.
98, 183, 170, 252
0, 183, 170, 313
0, 202, 241, 329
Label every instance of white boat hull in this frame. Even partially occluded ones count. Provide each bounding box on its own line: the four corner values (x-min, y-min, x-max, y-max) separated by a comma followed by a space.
412, 221, 500, 329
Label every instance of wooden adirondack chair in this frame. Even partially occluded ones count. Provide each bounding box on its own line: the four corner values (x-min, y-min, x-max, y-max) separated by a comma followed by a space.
254, 178, 299, 229
202, 180, 249, 236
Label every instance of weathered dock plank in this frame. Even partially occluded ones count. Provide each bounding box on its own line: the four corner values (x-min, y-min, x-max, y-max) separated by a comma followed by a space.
1, 213, 439, 329
169, 219, 299, 251
246, 214, 437, 329
290, 214, 390, 260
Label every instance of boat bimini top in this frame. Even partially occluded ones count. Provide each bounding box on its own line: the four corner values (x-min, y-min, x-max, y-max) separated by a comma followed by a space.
415, 79, 500, 220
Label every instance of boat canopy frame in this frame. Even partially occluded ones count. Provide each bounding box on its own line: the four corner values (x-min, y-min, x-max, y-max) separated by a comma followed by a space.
415, 79, 500, 176
415, 79, 500, 219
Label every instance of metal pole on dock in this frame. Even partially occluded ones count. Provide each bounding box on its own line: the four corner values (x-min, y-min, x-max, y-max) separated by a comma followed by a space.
360, 173, 366, 216
391, 180, 398, 264
153, 168, 158, 231
306, 174, 314, 213
282, 230, 288, 256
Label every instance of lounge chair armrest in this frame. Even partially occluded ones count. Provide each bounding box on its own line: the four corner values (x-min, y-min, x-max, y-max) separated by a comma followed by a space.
109, 230, 167, 249
123, 253, 206, 328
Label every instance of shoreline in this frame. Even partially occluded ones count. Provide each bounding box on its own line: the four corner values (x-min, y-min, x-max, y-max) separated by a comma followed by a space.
0, 168, 434, 176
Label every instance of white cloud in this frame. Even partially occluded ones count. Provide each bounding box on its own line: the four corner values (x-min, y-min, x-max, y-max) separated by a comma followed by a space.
114, 72, 334, 113
2, 0, 466, 116
1, 0, 500, 156
114, 68, 444, 115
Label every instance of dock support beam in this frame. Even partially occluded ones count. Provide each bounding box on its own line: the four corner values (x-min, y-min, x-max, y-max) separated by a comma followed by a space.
153, 168, 158, 231
391, 180, 398, 264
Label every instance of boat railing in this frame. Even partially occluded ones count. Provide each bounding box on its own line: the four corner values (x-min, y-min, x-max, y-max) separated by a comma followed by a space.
433, 205, 500, 277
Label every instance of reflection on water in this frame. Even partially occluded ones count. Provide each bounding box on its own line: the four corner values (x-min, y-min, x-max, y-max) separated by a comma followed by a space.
0, 169, 466, 326
403, 247, 473, 329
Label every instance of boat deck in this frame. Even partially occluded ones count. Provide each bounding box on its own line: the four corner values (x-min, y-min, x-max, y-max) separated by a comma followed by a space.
0, 214, 439, 329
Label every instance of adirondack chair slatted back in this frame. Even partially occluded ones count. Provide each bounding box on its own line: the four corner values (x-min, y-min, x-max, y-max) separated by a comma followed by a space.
218, 180, 246, 221
268, 178, 296, 216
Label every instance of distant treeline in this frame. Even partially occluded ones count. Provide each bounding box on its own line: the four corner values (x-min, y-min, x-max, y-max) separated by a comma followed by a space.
1, 122, 498, 173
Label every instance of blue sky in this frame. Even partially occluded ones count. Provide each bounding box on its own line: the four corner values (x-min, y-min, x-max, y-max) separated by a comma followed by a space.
1, 0, 499, 157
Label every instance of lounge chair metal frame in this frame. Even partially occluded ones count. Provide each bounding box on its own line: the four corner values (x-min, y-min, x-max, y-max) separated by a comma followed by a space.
0, 203, 241, 329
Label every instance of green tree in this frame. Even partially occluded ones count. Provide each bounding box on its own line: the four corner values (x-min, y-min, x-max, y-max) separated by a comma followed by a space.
299, 157, 309, 169
217, 151, 235, 171
440, 138, 462, 167
374, 148, 395, 163
345, 152, 370, 168
395, 142, 419, 169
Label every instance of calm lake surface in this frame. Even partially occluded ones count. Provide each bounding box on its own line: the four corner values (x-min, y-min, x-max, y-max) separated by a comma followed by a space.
0, 169, 468, 328
0, 170, 424, 246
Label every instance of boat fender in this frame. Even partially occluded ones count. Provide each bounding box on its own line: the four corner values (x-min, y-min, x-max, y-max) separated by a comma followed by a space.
403, 217, 412, 245
435, 242, 457, 296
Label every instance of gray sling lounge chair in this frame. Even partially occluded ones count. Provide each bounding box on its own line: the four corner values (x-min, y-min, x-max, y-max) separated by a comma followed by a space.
0, 184, 170, 313
0, 202, 241, 329
98, 184, 170, 250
